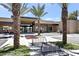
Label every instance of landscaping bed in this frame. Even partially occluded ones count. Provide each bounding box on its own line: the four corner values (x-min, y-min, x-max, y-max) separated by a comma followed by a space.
50, 41, 79, 50
0, 45, 30, 56
25, 35, 38, 40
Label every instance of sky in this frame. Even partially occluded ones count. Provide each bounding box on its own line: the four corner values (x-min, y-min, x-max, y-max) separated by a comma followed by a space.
0, 3, 79, 21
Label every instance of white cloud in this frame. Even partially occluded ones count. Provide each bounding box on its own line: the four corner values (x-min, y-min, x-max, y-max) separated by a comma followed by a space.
43, 18, 61, 21
44, 18, 53, 21
0, 5, 3, 8
77, 16, 79, 20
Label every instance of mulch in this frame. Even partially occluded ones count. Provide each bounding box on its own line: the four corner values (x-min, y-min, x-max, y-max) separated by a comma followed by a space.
25, 35, 38, 39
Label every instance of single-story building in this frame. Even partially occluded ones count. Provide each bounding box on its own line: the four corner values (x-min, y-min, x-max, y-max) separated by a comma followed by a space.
0, 17, 79, 33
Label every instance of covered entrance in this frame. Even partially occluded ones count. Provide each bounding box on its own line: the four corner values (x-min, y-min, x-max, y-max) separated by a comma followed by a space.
0, 17, 36, 34
21, 24, 33, 33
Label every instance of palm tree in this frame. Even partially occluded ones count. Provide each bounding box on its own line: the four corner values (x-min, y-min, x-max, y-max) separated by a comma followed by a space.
12, 3, 21, 48
0, 3, 30, 48
61, 3, 68, 45
68, 10, 79, 20
31, 4, 47, 36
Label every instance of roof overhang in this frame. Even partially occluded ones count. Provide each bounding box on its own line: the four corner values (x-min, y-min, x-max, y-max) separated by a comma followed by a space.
0, 17, 59, 26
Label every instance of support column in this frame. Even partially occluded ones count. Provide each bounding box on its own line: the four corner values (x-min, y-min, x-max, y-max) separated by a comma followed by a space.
24, 26, 27, 33
47, 25, 49, 32
32, 21, 35, 33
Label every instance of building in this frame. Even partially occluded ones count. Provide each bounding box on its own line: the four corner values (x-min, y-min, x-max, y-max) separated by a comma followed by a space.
0, 17, 59, 33
0, 17, 79, 34
59, 20, 79, 33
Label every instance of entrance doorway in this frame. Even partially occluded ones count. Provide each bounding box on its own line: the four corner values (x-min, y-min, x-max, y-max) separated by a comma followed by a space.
26, 27, 32, 33
21, 24, 33, 33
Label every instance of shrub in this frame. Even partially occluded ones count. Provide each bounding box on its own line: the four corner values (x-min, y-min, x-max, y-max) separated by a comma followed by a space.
52, 41, 79, 50
0, 45, 30, 56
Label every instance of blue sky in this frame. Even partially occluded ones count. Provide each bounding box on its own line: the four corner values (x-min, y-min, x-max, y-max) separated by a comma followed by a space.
0, 3, 79, 21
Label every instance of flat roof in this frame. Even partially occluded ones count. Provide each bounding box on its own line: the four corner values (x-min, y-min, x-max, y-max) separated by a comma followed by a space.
0, 17, 59, 24
21, 16, 38, 19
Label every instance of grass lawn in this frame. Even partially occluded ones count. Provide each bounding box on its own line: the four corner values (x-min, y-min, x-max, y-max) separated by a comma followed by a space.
0, 45, 30, 56
50, 41, 79, 50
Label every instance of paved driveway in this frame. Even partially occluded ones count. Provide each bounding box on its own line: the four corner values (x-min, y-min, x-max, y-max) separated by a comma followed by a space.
41, 33, 79, 44
0, 33, 79, 48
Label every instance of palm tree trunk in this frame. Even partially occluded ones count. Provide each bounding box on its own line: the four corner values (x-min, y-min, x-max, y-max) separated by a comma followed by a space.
12, 3, 21, 48
62, 3, 68, 45
38, 18, 40, 36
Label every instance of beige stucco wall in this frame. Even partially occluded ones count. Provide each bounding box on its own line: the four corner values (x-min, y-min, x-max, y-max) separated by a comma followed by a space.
68, 20, 77, 33
59, 20, 77, 33
76, 20, 79, 33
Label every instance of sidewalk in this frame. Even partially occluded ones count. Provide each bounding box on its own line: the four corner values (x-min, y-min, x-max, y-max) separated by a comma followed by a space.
0, 34, 31, 48
28, 36, 79, 56
0, 39, 8, 47
29, 42, 79, 56
0, 34, 79, 56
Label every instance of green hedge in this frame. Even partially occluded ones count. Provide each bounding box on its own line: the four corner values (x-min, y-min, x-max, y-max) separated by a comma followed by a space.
51, 41, 79, 50
0, 45, 30, 56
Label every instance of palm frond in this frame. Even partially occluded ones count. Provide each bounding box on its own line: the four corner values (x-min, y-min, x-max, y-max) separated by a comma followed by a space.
0, 3, 30, 16
0, 3, 12, 11
20, 3, 30, 15
31, 4, 47, 18
41, 12, 48, 17
41, 4, 45, 10
20, 8, 30, 16
31, 6, 38, 17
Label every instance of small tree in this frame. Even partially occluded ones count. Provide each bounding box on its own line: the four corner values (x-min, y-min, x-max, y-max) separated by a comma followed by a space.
31, 4, 47, 36
68, 10, 79, 20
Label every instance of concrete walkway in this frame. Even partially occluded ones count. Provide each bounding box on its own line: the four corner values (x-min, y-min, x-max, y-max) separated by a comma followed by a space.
0, 34, 31, 48
0, 33, 79, 56
29, 43, 79, 56
0, 40, 8, 47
